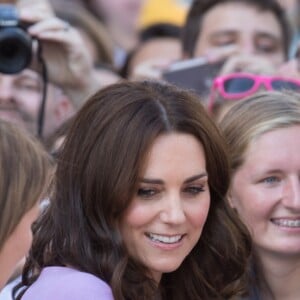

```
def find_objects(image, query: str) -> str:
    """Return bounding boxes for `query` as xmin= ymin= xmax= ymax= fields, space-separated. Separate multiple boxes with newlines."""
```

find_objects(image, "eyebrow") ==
xmin=139 ymin=172 xmax=208 ymax=185
xmin=21 ymin=69 xmax=40 ymax=77
xmin=259 ymin=168 xmax=283 ymax=174
xmin=15 ymin=74 xmax=41 ymax=83
xmin=210 ymin=30 xmax=237 ymax=39
xmin=210 ymin=30 xmax=281 ymax=40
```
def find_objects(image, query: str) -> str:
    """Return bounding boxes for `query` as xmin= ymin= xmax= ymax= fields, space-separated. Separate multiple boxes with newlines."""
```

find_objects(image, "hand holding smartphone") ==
xmin=162 ymin=57 xmax=224 ymax=98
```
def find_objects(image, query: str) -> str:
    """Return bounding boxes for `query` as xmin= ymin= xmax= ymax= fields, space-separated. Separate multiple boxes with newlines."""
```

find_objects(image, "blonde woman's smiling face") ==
xmin=229 ymin=125 xmax=300 ymax=257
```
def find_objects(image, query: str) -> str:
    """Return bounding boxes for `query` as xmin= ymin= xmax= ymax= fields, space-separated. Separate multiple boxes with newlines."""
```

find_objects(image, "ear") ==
xmin=54 ymin=93 xmax=75 ymax=123
xmin=227 ymin=188 xmax=237 ymax=209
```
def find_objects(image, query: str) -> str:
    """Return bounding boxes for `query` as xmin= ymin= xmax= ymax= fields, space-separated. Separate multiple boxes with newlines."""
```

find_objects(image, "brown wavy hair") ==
xmin=18 ymin=81 xmax=251 ymax=300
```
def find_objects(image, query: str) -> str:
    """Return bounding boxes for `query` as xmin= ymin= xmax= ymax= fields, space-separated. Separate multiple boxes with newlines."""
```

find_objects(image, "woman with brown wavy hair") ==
xmin=18 ymin=81 xmax=251 ymax=300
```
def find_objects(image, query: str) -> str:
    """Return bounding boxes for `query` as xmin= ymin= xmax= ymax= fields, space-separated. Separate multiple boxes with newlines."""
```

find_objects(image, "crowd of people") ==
xmin=0 ymin=0 xmax=300 ymax=299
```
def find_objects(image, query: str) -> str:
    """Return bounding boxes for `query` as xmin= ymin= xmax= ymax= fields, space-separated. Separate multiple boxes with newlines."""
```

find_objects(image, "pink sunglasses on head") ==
xmin=208 ymin=73 xmax=300 ymax=111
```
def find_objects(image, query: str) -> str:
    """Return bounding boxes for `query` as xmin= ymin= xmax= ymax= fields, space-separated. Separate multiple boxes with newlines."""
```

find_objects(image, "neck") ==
xmin=255 ymin=249 xmax=300 ymax=300
xmin=0 ymin=251 xmax=15 ymax=290
xmin=0 ymin=238 xmax=25 ymax=290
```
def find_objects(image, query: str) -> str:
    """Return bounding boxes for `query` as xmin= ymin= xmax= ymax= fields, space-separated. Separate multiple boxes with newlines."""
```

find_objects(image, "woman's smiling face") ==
xmin=120 ymin=132 xmax=210 ymax=283
xmin=229 ymin=125 xmax=300 ymax=257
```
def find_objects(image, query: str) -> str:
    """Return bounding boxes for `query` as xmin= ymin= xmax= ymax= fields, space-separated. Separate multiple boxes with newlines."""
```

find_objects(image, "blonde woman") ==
xmin=0 ymin=120 xmax=51 ymax=289
xmin=220 ymin=91 xmax=300 ymax=299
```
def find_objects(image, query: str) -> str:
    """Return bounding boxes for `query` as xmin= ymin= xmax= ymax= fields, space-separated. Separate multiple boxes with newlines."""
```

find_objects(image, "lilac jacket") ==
xmin=22 ymin=266 xmax=114 ymax=300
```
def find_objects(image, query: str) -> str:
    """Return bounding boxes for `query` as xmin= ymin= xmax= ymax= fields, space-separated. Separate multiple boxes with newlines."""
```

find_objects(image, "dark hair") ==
xmin=140 ymin=23 xmax=181 ymax=42
xmin=18 ymin=81 xmax=251 ymax=299
xmin=182 ymin=0 xmax=291 ymax=58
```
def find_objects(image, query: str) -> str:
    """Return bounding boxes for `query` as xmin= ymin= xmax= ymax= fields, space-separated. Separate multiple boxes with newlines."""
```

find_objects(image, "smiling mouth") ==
xmin=146 ymin=233 xmax=184 ymax=244
xmin=271 ymin=219 xmax=300 ymax=228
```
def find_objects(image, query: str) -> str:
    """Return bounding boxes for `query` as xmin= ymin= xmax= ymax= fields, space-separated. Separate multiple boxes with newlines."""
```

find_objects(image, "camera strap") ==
xmin=36 ymin=40 xmax=48 ymax=140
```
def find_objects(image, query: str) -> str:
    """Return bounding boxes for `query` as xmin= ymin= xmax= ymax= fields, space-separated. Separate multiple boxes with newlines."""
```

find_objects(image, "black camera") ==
xmin=0 ymin=4 xmax=32 ymax=74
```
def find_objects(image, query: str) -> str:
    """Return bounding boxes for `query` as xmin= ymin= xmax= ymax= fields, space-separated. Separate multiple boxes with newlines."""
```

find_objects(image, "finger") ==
xmin=219 ymin=55 xmax=247 ymax=75
xmin=219 ymin=54 xmax=276 ymax=75
xmin=28 ymin=17 xmax=70 ymax=36
xmin=18 ymin=2 xmax=55 ymax=22
xmin=131 ymin=61 xmax=164 ymax=80
xmin=150 ymin=58 xmax=174 ymax=70
xmin=277 ymin=59 xmax=299 ymax=78
xmin=204 ymin=45 xmax=241 ymax=63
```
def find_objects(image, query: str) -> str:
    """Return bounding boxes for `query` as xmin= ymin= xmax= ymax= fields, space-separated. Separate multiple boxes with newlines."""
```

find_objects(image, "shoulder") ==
xmin=22 ymin=266 xmax=113 ymax=300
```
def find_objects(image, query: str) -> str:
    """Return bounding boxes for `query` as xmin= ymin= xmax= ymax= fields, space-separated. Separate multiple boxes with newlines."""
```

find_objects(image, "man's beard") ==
xmin=0 ymin=105 xmax=37 ymax=134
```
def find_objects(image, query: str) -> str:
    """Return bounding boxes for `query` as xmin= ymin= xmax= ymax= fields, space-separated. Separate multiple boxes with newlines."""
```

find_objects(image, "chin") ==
xmin=152 ymin=259 xmax=184 ymax=274
xmin=280 ymin=246 xmax=300 ymax=256
xmin=259 ymin=243 xmax=300 ymax=258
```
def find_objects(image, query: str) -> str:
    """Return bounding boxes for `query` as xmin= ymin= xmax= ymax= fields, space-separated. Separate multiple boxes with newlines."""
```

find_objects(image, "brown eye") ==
xmin=256 ymin=36 xmax=279 ymax=54
xmin=257 ymin=44 xmax=277 ymax=53
xmin=183 ymin=186 xmax=205 ymax=195
xmin=210 ymin=32 xmax=236 ymax=47
xmin=213 ymin=38 xmax=235 ymax=47
xmin=137 ymin=188 xmax=157 ymax=198
xmin=17 ymin=80 xmax=41 ymax=92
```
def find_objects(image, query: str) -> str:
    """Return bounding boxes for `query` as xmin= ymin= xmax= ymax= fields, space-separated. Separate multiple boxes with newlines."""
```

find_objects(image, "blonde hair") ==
xmin=0 ymin=120 xmax=51 ymax=250
xmin=220 ymin=90 xmax=300 ymax=172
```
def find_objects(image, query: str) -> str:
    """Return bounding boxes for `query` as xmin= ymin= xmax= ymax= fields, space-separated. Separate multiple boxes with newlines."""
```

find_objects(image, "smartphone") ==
xmin=162 ymin=58 xmax=223 ymax=97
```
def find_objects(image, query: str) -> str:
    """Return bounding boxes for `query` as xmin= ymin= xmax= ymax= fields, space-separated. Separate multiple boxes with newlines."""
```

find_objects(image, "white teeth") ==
xmin=272 ymin=219 xmax=300 ymax=228
xmin=147 ymin=233 xmax=182 ymax=244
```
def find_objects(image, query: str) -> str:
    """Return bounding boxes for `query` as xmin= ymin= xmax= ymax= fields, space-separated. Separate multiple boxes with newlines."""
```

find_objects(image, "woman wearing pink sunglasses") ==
xmin=208 ymin=72 xmax=300 ymax=120
xmin=220 ymin=91 xmax=300 ymax=300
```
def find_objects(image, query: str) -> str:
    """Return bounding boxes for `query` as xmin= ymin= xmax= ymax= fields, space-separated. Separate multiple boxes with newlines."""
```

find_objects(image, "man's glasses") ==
xmin=208 ymin=73 xmax=300 ymax=111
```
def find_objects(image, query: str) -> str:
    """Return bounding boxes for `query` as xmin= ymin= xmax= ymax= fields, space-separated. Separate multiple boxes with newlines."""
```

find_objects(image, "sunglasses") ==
xmin=208 ymin=73 xmax=300 ymax=111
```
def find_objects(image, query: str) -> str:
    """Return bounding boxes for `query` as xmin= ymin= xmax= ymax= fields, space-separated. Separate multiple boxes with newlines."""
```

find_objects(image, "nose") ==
xmin=160 ymin=194 xmax=186 ymax=225
xmin=282 ymin=176 xmax=300 ymax=210
xmin=241 ymin=38 xmax=256 ymax=56
xmin=0 ymin=76 xmax=15 ymax=104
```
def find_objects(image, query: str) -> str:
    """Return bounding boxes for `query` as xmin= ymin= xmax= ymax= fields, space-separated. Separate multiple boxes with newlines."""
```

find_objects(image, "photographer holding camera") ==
xmin=0 ymin=2 xmax=108 ymax=298
xmin=0 ymin=0 xmax=104 ymax=140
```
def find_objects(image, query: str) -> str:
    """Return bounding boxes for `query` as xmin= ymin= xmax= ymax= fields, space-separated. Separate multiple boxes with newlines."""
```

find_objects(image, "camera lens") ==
xmin=0 ymin=27 xmax=32 ymax=74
